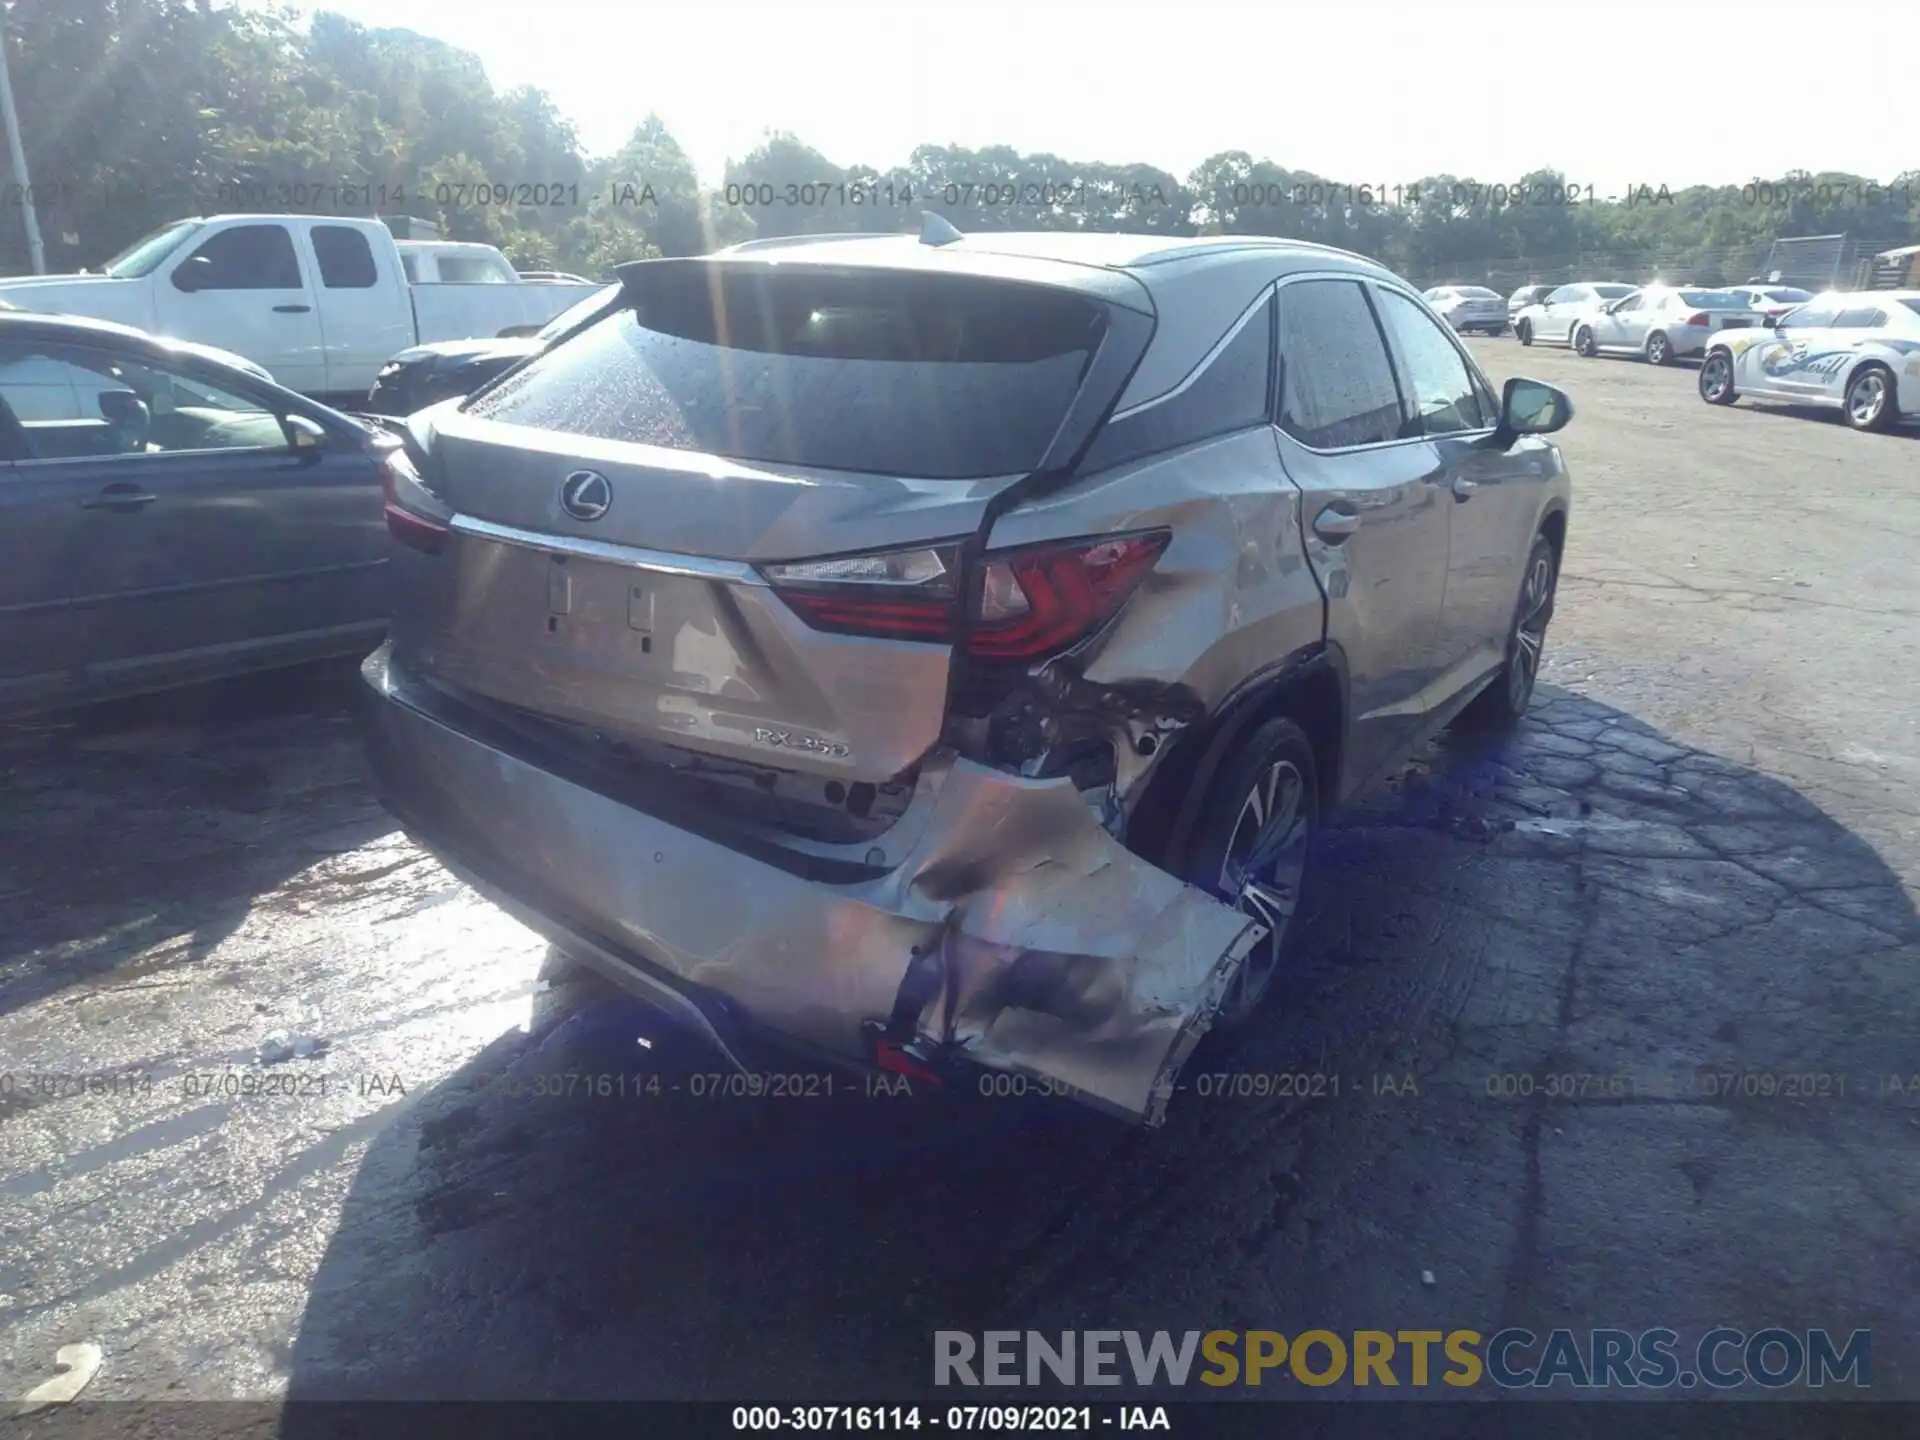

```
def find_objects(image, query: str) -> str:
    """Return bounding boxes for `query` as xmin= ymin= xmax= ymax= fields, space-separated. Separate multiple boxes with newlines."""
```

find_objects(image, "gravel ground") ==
xmin=1 ymin=338 xmax=1915 ymax=1414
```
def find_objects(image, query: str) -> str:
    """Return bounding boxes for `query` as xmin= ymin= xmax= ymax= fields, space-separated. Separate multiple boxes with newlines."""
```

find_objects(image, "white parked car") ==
xmin=1422 ymin=284 xmax=1507 ymax=334
xmin=1513 ymin=281 xmax=1637 ymax=348
xmin=1570 ymin=287 xmax=1768 ymax=366
xmin=0 ymin=216 xmax=602 ymax=406
xmin=1721 ymin=284 xmax=1817 ymax=325
xmin=1698 ymin=291 xmax=1920 ymax=432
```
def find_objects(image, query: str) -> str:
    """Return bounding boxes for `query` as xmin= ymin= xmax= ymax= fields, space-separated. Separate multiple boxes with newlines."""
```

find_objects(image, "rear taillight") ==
xmin=380 ymin=448 xmax=450 ymax=555
xmin=761 ymin=531 xmax=1170 ymax=662
xmin=1685 ymin=312 xmax=1713 ymax=327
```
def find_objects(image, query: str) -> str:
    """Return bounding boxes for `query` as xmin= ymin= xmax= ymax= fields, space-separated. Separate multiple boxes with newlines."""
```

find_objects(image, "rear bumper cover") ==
xmin=360 ymin=644 xmax=1262 ymax=1125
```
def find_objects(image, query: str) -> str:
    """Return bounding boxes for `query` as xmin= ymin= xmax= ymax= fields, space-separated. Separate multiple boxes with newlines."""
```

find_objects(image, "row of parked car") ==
xmin=1424 ymin=279 xmax=1920 ymax=432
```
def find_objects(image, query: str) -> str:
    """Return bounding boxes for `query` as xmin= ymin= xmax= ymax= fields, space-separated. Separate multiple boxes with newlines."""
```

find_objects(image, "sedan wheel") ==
xmin=1646 ymin=332 xmax=1673 ymax=367
xmin=1516 ymin=320 xmax=1533 ymax=346
xmin=1183 ymin=717 xmax=1319 ymax=1029
xmin=1700 ymin=351 xmax=1737 ymax=404
xmin=1844 ymin=366 xmax=1897 ymax=433
xmin=1573 ymin=326 xmax=1597 ymax=357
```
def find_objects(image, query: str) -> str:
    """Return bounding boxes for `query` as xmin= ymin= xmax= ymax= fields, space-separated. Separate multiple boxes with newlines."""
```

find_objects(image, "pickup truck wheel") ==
xmin=1183 ymin=717 xmax=1319 ymax=1030
xmin=1458 ymin=536 xmax=1558 ymax=733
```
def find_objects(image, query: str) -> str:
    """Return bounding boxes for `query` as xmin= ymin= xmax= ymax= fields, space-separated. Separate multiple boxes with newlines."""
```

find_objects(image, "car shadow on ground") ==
xmin=280 ymin=685 xmax=1919 ymax=1405
xmin=1730 ymin=401 xmax=1920 ymax=436
xmin=0 ymin=660 xmax=393 ymax=1019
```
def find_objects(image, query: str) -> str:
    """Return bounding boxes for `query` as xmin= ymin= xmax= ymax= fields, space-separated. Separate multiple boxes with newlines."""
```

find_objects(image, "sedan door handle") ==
xmin=1312 ymin=506 xmax=1361 ymax=541
xmin=272 ymin=304 xmax=312 ymax=313
xmin=1451 ymin=476 xmax=1478 ymax=501
xmin=79 ymin=483 xmax=158 ymax=512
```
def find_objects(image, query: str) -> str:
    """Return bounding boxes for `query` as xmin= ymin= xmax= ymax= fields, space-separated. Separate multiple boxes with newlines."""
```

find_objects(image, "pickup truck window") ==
xmin=102 ymin=220 xmax=204 ymax=279
xmin=437 ymin=255 xmax=510 ymax=284
xmin=180 ymin=225 xmax=302 ymax=290
xmin=312 ymin=226 xmax=378 ymax=289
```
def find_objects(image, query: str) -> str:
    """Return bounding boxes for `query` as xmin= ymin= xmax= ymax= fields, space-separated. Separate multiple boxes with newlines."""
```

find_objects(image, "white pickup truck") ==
xmin=0 ymin=215 xmax=602 ymax=404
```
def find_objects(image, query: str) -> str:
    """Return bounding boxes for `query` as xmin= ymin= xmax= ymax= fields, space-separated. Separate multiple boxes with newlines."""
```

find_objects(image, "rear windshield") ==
xmin=1456 ymin=287 xmax=1500 ymax=299
xmin=1901 ymin=300 xmax=1920 ymax=318
xmin=1592 ymin=284 xmax=1636 ymax=299
xmin=1677 ymin=290 xmax=1749 ymax=309
xmin=1764 ymin=288 xmax=1813 ymax=303
xmin=465 ymin=266 xmax=1108 ymax=479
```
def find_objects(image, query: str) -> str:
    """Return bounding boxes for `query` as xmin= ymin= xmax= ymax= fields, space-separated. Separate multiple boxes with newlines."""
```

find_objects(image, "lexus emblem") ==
xmin=559 ymin=470 xmax=612 ymax=522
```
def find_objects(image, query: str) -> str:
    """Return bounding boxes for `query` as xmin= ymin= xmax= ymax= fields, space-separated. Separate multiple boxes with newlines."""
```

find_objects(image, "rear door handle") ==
xmin=272 ymin=304 xmax=312 ymax=313
xmin=1312 ymin=506 xmax=1361 ymax=541
xmin=1452 ymin=476 xmax=1478 ymax=501
xmin=79 ymin=483 xmax=158 ymax=512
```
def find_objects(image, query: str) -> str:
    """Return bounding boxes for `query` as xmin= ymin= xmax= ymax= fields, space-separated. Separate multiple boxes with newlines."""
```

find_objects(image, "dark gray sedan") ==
xmin=0 ymin=311 xmax=395 ymax=716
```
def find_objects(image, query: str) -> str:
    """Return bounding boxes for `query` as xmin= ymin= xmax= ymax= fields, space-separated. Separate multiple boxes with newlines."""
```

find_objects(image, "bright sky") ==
xmin=278 ymin=0 xmax=1913 ymax=191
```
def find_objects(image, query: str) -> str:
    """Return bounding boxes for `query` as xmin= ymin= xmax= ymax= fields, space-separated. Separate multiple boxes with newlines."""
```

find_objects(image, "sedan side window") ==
xmin=1274 ymin=280 xmax=1404 ymax=450
xmin=0 ymin=344 xmax=292 ymax=460
xmin=1371 ymin=288 xmax=1485 ymax=435
xmin=1831 ymin=307 xmax=1886 ymax=329
xmin=1778 ymin=303 xmax=1839 ymax=330
xmin=1545 ymin=286 xmax=1583 ymax=305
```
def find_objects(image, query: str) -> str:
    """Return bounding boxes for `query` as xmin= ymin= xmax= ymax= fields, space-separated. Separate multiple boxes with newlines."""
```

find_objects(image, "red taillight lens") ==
xmin=1685 ymin=312 xmax=1712 ymax=327
xmin=380 ymin=448 xmax=449 ymax=555
xmin=969 ymin=532 xmax=1169 ymax=660
xmin=761 ymin=531 xmax=1169 ymax=662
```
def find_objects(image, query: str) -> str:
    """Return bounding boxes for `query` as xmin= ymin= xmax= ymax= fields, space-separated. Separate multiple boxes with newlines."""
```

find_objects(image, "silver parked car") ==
xmin=1570 ymin=286 xmax=1767 ymax=365
xmin=1507 ymin=284 xmax=1555 ymax=323
xmin=363 ymin=227 xmax=1574 ymax=1126
xmin=1722 ymin=283 xmax=1816 ymax=325
xmin=1514 ymin=281 xmax=1638 ymax=347
xmin=1423 ymin=284 xmax=1507 ymax=334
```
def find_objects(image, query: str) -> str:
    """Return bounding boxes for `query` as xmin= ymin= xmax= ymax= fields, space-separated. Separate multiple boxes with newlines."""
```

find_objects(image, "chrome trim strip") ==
xmin=449 ymin=514 xmax=768 ymax=584
xmin=1108 ymin=286 xmax=1276 ymax=421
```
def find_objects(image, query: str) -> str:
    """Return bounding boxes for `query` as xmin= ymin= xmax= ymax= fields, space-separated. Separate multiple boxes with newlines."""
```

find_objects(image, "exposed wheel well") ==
xmin=1538 ymin=508 xmax=1567 ymax=569
xmin=1127 ymin=659 xmax=1344 ymax=871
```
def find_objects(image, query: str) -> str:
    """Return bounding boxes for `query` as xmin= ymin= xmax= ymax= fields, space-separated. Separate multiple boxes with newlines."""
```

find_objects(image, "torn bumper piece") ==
xmin=361 ymin=646 xmax=1262 ymax=1126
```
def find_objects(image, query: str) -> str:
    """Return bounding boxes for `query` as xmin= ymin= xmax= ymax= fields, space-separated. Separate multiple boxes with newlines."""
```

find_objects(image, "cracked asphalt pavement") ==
xmin=1 ymin=339 xmax=1916 ymax=1407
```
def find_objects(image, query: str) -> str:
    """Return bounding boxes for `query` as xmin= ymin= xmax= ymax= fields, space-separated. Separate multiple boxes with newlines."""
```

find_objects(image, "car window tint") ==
xmin=1831 ymin=307 xmax=1886 ymax=329
xmin=1779 ymin=303 xmax=1839 ymax=329
xmin=1545 ymin=286 xmax=1581 ymax=304
xmin=1080 ymin=295 xmax=1271 ymax=472
xmin=177 ymin=224 xmax=301 ymax=290
xmin=0 ymin=343 xmax=288 ymax=460
xmin=312 ymin=226 xmax=378 ymax=289
xmin=1372 ymin=287 xmax=1485 ymax=434
xmin=467 ymin=268 xmax=1108 ymax=480
xmin=1274 ymin=279 xmax=1404 ymax=449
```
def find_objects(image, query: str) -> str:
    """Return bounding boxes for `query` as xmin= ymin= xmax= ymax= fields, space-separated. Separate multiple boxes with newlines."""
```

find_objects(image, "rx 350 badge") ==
xmin=755 ymin=727 xmax=851 ymax=760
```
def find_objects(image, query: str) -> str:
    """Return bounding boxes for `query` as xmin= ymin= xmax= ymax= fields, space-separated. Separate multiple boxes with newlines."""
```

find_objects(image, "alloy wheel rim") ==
xmin=1650 ymin=336 xmax=1668 ymax=364
xmin=1850 ymin=375 xmax=1885 ymax=425
xmin=1703 ymin=357 xmax=1728 ymax=398
xmin=1508 ymin=552 xmax=1554 ymax=709
xmin=1217 ymin=759 xmax=1310 ymax=1022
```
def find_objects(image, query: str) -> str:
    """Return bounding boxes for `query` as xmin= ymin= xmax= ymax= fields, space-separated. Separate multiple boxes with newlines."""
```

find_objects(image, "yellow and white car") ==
xmin=1698 ymin=291 xmax=1920 ymax=432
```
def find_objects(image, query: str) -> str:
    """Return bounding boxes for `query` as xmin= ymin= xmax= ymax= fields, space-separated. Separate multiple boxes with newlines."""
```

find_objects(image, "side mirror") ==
xmin=284 ymin=413 xmax=329 ymax=453
xmin=1499 ymin=377 xmax=1572 ymax=437
xmin=172 ymin=255 xmax=213 ymax=293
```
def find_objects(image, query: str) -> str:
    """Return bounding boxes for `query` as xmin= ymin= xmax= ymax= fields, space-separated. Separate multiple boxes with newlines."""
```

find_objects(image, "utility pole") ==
xmin=0 ymin=2 xmax=47 ymax=275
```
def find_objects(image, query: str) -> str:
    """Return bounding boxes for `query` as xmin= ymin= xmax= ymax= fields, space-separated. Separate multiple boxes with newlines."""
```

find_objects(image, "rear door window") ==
xmin=312 ymin=226 xmax=378 ymax=288
xmin=465 ymin=267 xmax=1110 ymax=479
xmin=1273 ymin=279 xmax=1406 ymax=449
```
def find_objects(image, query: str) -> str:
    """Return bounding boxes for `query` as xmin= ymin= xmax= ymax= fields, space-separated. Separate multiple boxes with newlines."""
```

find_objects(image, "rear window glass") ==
xmin=1676 ymin=290 xmax=1749 ymax=309
xmin=466 ymin=267 xmax=1107 ymax=479
xmin=1901 ymin=300 xmax=1920 ymax=318
xmin=1592 ymin=284 xmax=1636 ymax=299
xmin=1766 ymin=288 xmax=1814 ymax=303
xmin=1456 ymin=287 xmax=1500 ymax=299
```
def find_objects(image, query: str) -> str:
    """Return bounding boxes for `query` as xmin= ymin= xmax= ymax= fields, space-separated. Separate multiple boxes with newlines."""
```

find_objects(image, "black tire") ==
xmin=1573 ymin=324 xmax=1597 ymax=357
xmin=1699 ymin=350 xmax=1738 ymax=405
xmin=1516 ymin=319 xmax=1533 ymax=346
xmin=1180 ymin=717 xmax=1319 ymax=1030
xmin=1842 ymin=364 xmax=1899 ymax=433
xmin=1646 ymin=331 xmax=1674 ymax=367
xmin=1457 ymin=535 xmax=1558 ymax=733
xmin=1487 ymin=324 xmax=1506 ymax=337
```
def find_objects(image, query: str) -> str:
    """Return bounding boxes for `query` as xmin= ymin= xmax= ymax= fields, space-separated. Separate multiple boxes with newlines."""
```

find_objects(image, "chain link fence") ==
xmin=1411 ymin=233 xmax=1915 ymax=294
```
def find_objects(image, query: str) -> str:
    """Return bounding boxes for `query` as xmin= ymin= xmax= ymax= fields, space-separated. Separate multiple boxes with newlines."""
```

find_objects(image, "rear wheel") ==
xmin=1457 ymin=535 xmax=1558 ymax=733
xmin=1182 ymin=718 xmax=1319 ymax=1030
xmin=1843 ymin=364 xmax=1898 ymax=432
xmin=1516 ymin=319 xmax=1533 ymax=346
xmin=1699 ymin=350 xmax=1738 ymax=404
xmin=1646 ymin=331 xmax=1674 ymax=366
xmin=1573 ymin=325 xmax=1598 ymax=357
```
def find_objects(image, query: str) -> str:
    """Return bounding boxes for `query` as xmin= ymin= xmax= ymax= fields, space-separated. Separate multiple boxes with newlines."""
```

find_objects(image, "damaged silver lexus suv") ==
xmin=362 ymin=225 xmax=1573 ymax=1126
